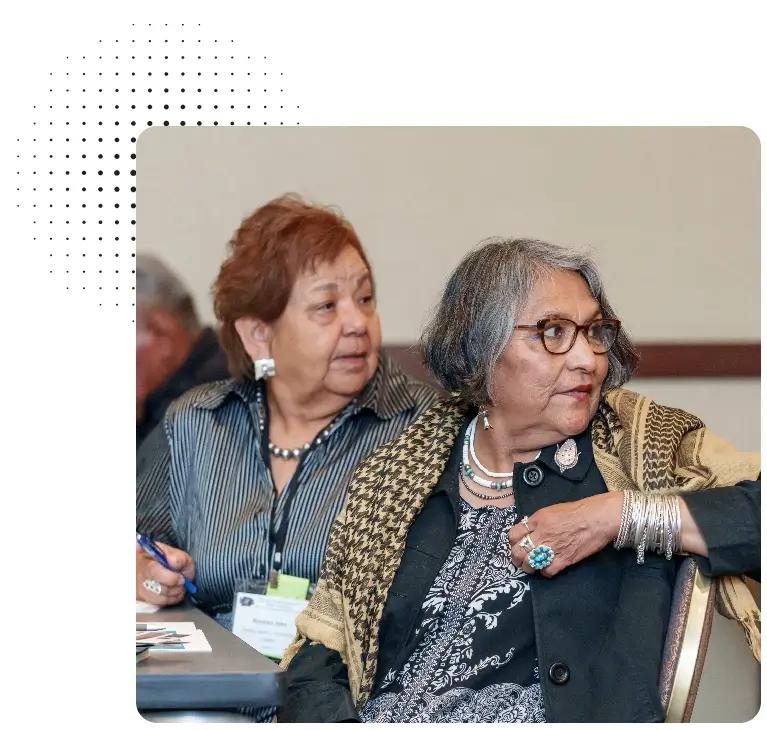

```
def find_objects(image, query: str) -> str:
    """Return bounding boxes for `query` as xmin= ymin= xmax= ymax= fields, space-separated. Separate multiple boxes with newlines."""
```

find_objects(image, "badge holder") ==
xmin=231 ymin=573 xmax=314 ymax=661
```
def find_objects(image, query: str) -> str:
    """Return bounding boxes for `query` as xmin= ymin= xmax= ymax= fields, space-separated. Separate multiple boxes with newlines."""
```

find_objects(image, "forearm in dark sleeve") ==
xmin=681 ymin=479 xmax=761 ymax=579
xmin=278 ymin=641 xmax=360 ymax=723
xmin=136 ymin=419 xmax=176 ymax=546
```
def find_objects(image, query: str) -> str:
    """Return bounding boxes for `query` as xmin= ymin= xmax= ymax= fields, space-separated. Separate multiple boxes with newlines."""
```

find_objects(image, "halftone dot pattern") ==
xmin=18 ymin=24 xmax=301 ymax=320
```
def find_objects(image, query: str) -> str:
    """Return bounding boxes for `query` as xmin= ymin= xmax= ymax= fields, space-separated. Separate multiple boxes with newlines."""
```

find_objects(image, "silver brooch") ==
xmin=554 ymin=438 xmax=579 ymax=472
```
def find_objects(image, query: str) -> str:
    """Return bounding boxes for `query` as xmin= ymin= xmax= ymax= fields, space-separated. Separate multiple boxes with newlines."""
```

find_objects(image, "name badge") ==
xmin=231 ymin=575 xmax=311 ymax=660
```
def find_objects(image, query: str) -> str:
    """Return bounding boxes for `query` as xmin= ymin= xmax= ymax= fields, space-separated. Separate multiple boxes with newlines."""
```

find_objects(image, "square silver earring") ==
xmin=254 ymin=358 xmax=275 ymax=380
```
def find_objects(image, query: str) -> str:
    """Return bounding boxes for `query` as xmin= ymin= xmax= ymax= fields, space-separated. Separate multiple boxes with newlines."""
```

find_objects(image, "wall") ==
xmin=137 ymin=126 xmax=760 ymax=721
xmin=137 ymin=126 xmax=759 ymax=344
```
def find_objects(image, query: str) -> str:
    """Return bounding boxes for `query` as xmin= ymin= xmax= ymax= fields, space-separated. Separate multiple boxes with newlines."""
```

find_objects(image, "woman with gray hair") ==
xmin=278 ymin=237 xmax=761 ymax=723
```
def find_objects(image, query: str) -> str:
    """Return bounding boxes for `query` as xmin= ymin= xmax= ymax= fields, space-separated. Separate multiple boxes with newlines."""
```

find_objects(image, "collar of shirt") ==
xmin=192 ymin=350 xmax=419 ymax=421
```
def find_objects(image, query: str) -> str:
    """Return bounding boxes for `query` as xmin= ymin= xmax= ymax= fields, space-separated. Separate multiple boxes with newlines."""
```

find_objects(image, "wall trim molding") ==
xmin=385 ymin=342 xmax=760 ymax=381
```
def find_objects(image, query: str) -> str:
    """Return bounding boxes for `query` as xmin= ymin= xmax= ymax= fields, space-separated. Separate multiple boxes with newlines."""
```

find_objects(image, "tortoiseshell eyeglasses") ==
xmin=515 ymin=317 xmax=621 ymax=355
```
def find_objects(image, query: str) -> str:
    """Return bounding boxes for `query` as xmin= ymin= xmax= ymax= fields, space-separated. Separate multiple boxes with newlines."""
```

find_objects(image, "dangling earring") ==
xmin=254 ymin=357 xmax=275 ymax=380
xmin=479 ymin=406 xmax=493 ymax=430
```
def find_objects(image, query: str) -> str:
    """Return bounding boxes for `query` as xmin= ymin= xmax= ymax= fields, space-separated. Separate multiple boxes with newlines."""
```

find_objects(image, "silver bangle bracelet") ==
xmin=614 ymin=490 xmax=633 ymax=549
xmin=614 ymin=492 xmax=683 ymax=564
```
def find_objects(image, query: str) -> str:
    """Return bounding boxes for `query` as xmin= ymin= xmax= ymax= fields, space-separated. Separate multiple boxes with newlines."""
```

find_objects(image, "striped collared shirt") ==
xmin=136 ymin=351 xmax=440 ymax=620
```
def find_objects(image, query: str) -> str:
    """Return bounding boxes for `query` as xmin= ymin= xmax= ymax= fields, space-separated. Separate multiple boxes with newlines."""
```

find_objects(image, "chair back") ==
xmin=660 ymin=557 xmax=716 ymax=722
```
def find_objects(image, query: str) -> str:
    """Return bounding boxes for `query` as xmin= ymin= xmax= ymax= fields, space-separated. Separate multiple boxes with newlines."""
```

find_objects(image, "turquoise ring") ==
xmin=528 ymin=545 xmax=554 ymax=570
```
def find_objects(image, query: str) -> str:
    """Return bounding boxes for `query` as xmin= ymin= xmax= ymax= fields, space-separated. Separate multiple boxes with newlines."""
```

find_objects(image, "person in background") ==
xmin=136 ymin=254 xmax=230 ymax=449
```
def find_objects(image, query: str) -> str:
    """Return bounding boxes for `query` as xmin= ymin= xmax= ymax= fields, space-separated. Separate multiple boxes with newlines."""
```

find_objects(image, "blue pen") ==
xmin=136 ymin=532 xmax=197 ymax=594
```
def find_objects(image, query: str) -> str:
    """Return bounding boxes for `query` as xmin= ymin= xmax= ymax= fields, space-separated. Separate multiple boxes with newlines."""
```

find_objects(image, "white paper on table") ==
xmin=136 ymin=622 xmax=212 ymax=653
xmin=148 ymin=629 xmax=212 ymax=654
xmin=136 ymin=600 xmax=162 ymax=613
xmin=138 ymin=621 xmax=198 ymax=633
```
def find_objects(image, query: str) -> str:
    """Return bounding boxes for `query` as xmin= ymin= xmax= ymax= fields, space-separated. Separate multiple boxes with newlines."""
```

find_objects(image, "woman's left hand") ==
xmin=508 ymin=492 xmax=623 ymax=578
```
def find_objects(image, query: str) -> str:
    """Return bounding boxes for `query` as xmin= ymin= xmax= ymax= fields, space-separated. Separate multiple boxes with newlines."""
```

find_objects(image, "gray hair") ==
xmin=421 ymin=237 xmax=638 ymax=406
xmin=135 ymin=253 xmax=200 ymax=333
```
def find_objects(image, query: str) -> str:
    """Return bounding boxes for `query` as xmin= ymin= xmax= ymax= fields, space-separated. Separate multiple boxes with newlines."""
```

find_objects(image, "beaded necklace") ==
xmin=459 ymin=467 xmax=514 ymax=501
xmin=254 ymin=386 xmax=355 ymax=460
xmin=462 ymin=417 xmax=515 ymax=490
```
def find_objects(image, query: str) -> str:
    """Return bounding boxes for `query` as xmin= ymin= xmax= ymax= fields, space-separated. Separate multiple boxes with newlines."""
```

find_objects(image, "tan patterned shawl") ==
xmin=281 ymin=388 xmax=761 ymax=710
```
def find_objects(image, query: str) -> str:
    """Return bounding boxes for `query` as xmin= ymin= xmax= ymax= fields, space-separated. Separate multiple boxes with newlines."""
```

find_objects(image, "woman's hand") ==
xmin=508 ymin=492 xmax=623 ymax=578
xmin=136 ymin=541 xmax=196 ymax=606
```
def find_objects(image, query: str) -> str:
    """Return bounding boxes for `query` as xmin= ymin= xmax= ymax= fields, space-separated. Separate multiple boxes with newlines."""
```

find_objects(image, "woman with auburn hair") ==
xmin=136 ymin=196 xmax=439 ymax=688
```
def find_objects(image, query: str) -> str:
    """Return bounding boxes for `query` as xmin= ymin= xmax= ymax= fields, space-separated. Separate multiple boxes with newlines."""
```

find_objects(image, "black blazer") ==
xmin=280 ymin=419 xmax=760 ymax=723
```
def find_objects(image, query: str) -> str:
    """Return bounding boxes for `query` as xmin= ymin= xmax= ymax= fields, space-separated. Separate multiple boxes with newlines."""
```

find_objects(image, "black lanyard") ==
xmin=267 ymin=463 xmax=303 ymax=584
xmin=256 ymin=385 xmax=351 ymax=586
xmin=259 ymin=395 xmax=309 ymax=587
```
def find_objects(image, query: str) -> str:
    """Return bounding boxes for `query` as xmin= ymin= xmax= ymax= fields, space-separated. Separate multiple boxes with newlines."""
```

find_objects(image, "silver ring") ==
xmin=522 ymin=516 xmax=531 ymax=534
xmin=519 ymin=534 xmax=536 ymax=552
xmin=143 ymin=579 xmax=162 ymax=595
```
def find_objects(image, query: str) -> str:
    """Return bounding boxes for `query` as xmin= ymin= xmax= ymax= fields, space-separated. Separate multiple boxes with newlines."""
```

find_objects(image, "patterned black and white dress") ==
xmin=360 ymin=500 xmax=546 ymax=723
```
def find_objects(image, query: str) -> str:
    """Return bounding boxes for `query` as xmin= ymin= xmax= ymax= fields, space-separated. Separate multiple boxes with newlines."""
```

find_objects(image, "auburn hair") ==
xmin=212 ymin=194 xmax=372 ymax=379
